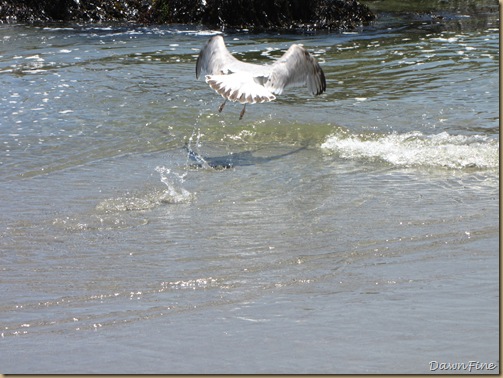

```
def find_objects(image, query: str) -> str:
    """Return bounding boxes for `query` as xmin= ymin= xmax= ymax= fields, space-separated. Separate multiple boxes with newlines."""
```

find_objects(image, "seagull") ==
xmin=196 ymin=35 xmax=326 ymax=119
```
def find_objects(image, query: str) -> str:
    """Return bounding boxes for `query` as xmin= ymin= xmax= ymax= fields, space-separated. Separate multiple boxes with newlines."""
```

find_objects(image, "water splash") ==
xmin=155 ymin=165 xmax=194 ymax=204
xmin=95 ymin=166 xmax=193 ymax=213
xmin=321 ymin=131 xmax=499 ymax=170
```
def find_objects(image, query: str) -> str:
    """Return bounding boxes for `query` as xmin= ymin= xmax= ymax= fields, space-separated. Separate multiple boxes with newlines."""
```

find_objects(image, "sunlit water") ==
xmin=0 ymin=7 xmax=499 ymax=374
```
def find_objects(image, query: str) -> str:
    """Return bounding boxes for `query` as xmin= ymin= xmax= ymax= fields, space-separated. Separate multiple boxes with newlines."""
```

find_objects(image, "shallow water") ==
xmin=0 ymin=3 xmax=499 ymax=374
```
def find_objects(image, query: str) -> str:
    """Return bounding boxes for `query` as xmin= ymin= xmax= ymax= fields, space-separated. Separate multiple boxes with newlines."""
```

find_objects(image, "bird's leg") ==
xmin=239 ymin=104 xmax=246 ymax=120
xmin=218 ymin=99 xmax=227 ymax=113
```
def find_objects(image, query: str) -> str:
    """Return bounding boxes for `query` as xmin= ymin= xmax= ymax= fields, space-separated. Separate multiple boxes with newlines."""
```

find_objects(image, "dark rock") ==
xmin=0 ymin=0 xmax=375 ymax=31
xmin=0 ymin=0 xmax=151 ymax=23
xmin=199 ymin=0 xmax=375 ymax=31
xmin=311 ymin=0 xmax=376 ymax=30
xmin=141 ymin=0 xmax=205 ymax=24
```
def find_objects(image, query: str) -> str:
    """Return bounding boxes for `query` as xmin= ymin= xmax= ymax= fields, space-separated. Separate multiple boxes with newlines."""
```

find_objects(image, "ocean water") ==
xmin=0 ymin=3 xmax=499 ymax=374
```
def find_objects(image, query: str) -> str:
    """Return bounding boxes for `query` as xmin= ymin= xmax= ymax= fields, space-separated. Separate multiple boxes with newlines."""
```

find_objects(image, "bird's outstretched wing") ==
xmin=196 ymin=35 xmax=234 ymax=78
xmin=196 ymin=35 xmax=266 ymax=78
xmin=265 ymin=44 xmax=326 ymax=96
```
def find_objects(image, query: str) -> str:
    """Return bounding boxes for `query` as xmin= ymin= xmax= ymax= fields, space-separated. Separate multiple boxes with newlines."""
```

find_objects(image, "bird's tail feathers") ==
xmin=206 ymin=74 xmax=276 ymax=104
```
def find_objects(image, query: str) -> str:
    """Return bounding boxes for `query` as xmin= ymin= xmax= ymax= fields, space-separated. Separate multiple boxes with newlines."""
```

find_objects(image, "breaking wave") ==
xmin=321 ymin=131 xmax=498 ymax=170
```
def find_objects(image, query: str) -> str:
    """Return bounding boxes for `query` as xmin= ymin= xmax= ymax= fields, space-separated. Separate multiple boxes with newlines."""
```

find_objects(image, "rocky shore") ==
xmin=0 ymin=0 xmax=375 ymax=31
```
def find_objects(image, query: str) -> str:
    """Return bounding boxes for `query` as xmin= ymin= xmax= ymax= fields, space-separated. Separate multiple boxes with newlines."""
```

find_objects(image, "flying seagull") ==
xmin=196 ymin=35 xmax=326 ymax=119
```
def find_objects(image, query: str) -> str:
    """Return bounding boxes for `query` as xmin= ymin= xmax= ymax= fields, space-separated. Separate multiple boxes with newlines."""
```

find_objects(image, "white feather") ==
xmin=205 ymin=73 xmax=276 ymax=104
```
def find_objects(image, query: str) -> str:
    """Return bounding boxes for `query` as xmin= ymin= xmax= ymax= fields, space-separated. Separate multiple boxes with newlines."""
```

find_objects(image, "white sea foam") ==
xmin=430 ymin=37 xmax=459 ymax=43
xmin=25 ymin=55 xmax=44 ymax=61
xmin=321 ymin=131 xmax=499 ymax=170
xmin=176 ymin=29 xmax=222 ymax=36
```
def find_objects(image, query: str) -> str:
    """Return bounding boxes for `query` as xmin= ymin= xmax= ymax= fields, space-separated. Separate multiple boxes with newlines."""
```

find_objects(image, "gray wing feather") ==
xmin=196 ymin=35 xmax=235 ymax=78
xmin=196 ymin=35 xmax=268 ymax=78
xmin=196 ymin=35 xmax=271 ymax=81
xmin=265 ymin=45 xmax=326 ymax=96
